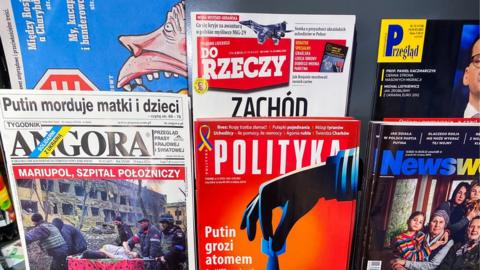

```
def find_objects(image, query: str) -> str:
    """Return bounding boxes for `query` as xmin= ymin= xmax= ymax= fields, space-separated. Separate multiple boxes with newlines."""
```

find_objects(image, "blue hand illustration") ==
xmin=240 ymin=149 xmax=358 ymax=270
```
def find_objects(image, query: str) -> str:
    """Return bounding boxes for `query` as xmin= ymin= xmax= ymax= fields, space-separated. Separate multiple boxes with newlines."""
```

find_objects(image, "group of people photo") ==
xmin=390 ymin=181 xmax=480 ymax=270
xmin=25 ymin=213 xmax=186 ymax=270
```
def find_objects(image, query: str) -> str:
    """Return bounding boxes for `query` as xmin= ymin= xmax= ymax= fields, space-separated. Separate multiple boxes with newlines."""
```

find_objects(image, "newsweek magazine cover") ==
xmin=0 ymin=0 xmax=187 ymax=93
xmin=188 ymin=13 xmax=355 ymax=119
xmin=362 ymin=122 xmax=480 ymax=270
xmin=0 ymin=91 xmax=195 ymax=270
xmin=194 ymin=118 xmax=360 ymax=269
xmin=373 ymin=20 xmax=480 ymax=119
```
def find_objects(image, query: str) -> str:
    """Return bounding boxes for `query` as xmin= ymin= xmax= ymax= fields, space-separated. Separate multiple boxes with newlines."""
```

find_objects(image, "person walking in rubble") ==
xmin=113 ymin=215 xmax=133 ymax=246
xmin=52 ymin=218 xmax=87 ymax=256
xmin=25 ymin=213 xmax=68 ymax=270
xmin=123 ymin=218 xmax=162 ymax=269
xmin=157 ymin=213 xmax=186 ymax=270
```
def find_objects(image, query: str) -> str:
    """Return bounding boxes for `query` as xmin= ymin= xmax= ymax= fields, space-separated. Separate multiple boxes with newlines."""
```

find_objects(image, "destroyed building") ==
xmin=165 ymin=201 xmax=186 ymax=230
xmin=17 ymin=179 xmax=167 ymax=229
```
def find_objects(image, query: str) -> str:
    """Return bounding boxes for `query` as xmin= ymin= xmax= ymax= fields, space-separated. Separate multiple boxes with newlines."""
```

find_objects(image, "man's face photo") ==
xmin=197 ymin=81 xmax=205 ymax=91
xmin=160 ymin=221 xmax=169 ymax=230
xmin=463 ymin=39 xmax=480 ymax=98
xmin=139 ymin=221 xmax=149 ymax=230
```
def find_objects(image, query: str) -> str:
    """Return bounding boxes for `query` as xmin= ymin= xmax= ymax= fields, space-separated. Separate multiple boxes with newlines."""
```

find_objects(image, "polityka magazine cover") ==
xmin=194 ymin=118 xmax=360 ymax=269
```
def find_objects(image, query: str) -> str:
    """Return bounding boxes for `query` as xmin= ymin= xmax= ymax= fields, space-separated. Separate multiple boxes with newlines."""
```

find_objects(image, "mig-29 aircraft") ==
xmin=239 ymin=20 xmax=292 ymax=45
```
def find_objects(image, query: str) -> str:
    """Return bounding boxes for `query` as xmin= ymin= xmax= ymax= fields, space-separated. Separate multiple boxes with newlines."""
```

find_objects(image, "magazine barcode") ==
xmin=367 ymin=260 xmax=382 ymax=270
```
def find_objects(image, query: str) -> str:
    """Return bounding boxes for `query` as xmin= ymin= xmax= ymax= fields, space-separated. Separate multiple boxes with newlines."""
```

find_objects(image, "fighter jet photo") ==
xmin=239 ymin=20 xmax=292 ymax=45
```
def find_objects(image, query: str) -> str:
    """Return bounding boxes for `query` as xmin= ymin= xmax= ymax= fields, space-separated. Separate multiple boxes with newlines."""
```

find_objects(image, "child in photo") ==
xmin=392 ymin=211 xmax=431 ymax=261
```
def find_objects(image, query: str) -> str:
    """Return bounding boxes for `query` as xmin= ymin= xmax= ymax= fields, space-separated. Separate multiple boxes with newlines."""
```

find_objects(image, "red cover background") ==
xmin=195 ymin=119 xmax=359 ymax=269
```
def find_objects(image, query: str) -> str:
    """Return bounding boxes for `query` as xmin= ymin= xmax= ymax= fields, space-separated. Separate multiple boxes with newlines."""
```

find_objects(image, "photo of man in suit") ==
xmin=462 ymin=37 xmax=480 ymax=118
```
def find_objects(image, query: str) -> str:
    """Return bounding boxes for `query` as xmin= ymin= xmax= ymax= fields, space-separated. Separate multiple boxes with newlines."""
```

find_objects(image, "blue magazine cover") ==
xmin=0 ymin=0 xmax=187 ymax=93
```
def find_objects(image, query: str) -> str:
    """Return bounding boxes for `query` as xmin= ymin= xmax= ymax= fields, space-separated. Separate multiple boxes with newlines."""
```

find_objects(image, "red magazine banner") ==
xmin=195 ymin=14 xmax=240 ymax=21
xmin=194 ymin=118 xmax=359 ymax=269
xmin=196 ymin=37 xmax=291 ymax=91
xmin=12 ymin=165 xmax=185 ymax=180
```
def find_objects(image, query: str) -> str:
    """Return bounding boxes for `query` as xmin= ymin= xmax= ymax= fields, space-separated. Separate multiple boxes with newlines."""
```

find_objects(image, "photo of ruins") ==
xmin=15 ymin=178 xmax=187 ymax=269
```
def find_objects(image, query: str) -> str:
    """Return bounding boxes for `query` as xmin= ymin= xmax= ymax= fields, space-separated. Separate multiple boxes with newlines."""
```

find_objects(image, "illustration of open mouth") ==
xmin=116 ymin=1 xmax=186 ymax=93
xmin=117 ymin=51 xmax=187 ymax=92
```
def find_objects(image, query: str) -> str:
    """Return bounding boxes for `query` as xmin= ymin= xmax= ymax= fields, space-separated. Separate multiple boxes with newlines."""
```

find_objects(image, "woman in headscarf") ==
xmin=438 ymin=216 xmax=480 ymax=269
xmin=390 ymin=210 xmax=454 ymax=270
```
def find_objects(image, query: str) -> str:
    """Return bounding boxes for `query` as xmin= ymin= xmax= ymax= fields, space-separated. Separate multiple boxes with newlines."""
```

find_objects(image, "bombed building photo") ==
xmin=15 ymin=178 xmax=189 ymax=269
xmin=17 ymin=179 xmax=169 ymax=229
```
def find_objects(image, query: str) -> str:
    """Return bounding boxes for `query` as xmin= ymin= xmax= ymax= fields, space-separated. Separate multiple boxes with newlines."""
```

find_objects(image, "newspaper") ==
xmin=0 ymin=0 xmax=187 ymax=93
xmin=188 ymin=12 xmax=355 ymax=119
xmin=0 ymin=90 xmax=195 ymax=270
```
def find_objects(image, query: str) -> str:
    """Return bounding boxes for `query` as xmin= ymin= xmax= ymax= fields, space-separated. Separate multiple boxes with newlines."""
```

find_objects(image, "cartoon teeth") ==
xmin=123 ymin=71 xmax=183 ymax=91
